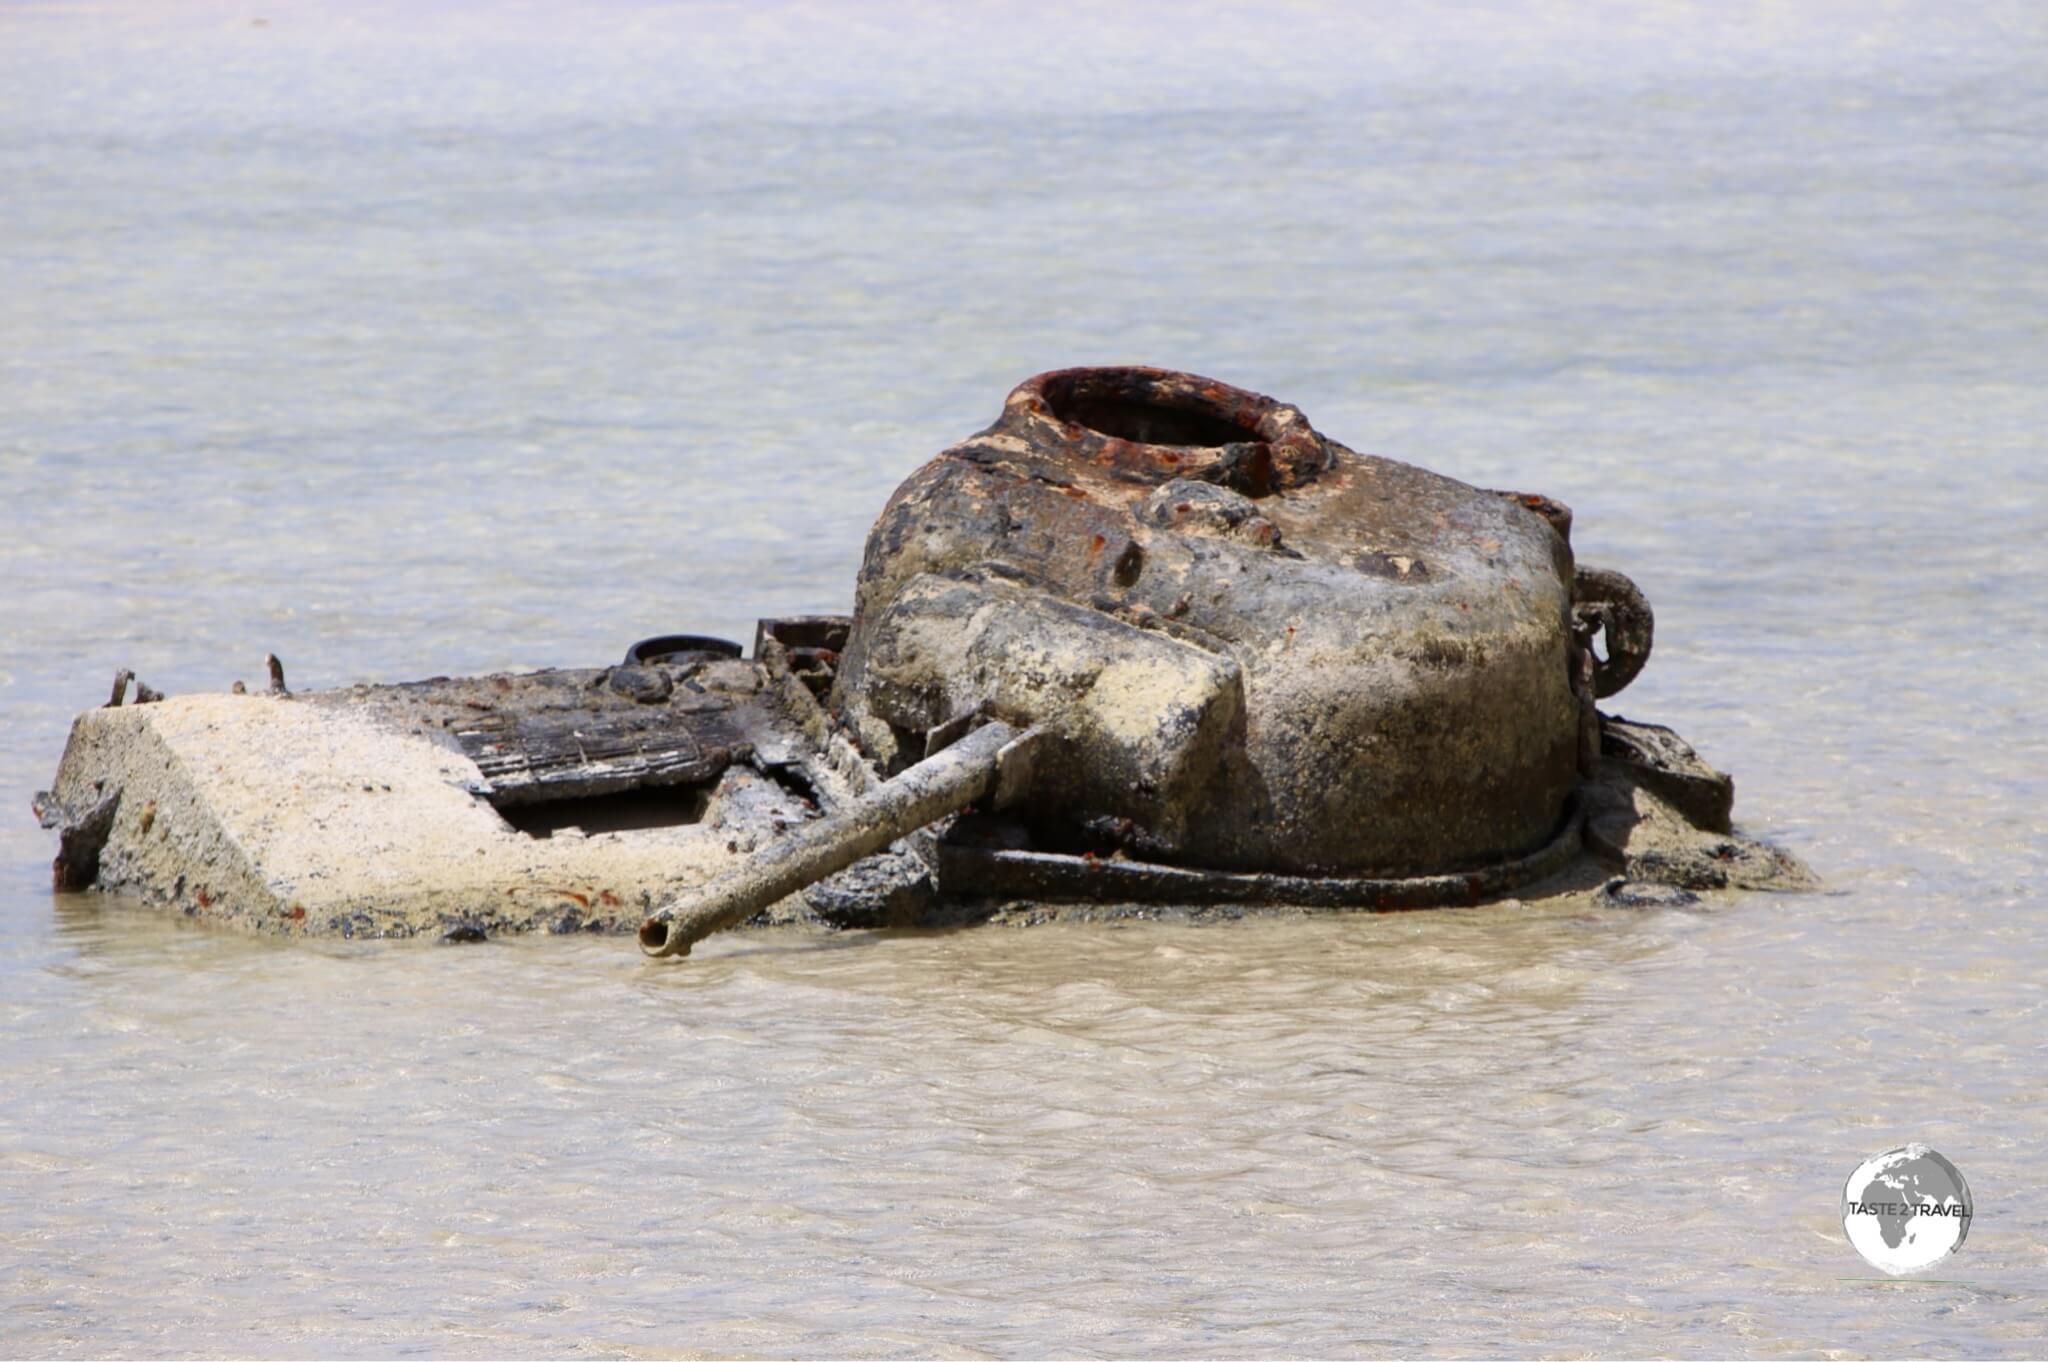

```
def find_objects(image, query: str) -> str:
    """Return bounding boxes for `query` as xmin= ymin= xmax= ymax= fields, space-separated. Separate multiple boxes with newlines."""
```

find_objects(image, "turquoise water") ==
xmin=4 ymin=3 xmax=2045 ymax=1355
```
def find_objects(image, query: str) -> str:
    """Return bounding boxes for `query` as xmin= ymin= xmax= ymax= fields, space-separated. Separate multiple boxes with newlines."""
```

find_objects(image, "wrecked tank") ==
xmin=34 ymin=367 xmax=1812 ymax=952
xmin=845 ymin=365 xmax=1602 ymax=875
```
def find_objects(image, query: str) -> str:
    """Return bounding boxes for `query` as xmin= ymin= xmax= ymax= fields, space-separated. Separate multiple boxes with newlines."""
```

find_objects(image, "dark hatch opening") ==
xmin=495 ymin=785 xmax=710 ymax=839
xmin=1042 ymin=373 xmax=1264 ymax=448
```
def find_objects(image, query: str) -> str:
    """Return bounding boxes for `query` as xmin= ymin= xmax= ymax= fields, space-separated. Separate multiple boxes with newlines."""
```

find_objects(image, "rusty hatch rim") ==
xmin=1001 ymin=365 xmax=1330 ymax=494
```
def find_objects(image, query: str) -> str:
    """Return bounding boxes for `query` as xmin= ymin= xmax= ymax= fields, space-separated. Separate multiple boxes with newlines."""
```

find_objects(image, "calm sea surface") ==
xmin=4 ymin=2 xmax=2045 ymax=1355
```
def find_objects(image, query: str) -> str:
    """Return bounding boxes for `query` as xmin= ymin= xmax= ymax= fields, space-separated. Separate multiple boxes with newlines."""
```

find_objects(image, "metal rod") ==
xmin=639 ymin=720 xmax=1030 ymax=959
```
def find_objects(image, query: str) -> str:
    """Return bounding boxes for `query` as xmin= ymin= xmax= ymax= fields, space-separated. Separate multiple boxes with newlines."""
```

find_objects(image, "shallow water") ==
xmin=4 ymin=2 xmax=2045 ymax=1355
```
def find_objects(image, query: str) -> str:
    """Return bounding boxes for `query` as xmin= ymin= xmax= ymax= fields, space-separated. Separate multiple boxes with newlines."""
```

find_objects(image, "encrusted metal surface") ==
xmin=832 ymin=365 xmax=1598 ymax=877
xmin=931 ymin=797 xmax=1587 ymax=910
xmin=302 ymin=665 xmax=771 ymax=805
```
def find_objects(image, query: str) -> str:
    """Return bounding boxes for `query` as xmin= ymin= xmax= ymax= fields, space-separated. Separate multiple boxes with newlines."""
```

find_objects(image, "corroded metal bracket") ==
xmin=1573 ymin=565 xmax=1654 ymax=699
xmin=33 ymin=787 xmax=122 ymax=891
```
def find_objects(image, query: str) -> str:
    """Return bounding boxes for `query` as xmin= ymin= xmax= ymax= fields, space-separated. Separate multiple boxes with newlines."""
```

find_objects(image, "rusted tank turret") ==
xmin=638 ymin=366 xmax=1681 ymax=956
xmin=833 ymin=365 xmax=1619 ymax=876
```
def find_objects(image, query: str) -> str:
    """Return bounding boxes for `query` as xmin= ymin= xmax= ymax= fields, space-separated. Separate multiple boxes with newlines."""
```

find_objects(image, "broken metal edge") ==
xmin=930 ymin=796 xmax=1587 ymax=911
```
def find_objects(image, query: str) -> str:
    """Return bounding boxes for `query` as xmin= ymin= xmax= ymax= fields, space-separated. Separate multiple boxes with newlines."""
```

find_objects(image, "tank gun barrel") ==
xmin=638 ymin=719 xmax=1037 ymax=959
